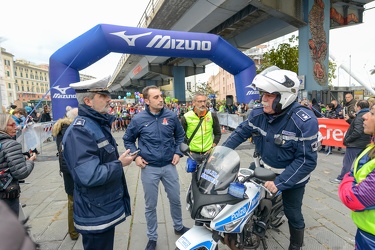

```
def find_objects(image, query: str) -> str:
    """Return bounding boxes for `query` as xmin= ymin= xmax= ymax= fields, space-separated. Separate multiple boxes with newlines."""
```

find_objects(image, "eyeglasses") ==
xmin=7 ymin=123 xmax=17 ymax=127
xmin=195 ymin=100 xmax=207 ymax=103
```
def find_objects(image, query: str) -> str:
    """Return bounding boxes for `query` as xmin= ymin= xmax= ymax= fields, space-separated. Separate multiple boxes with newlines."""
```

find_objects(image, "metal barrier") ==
xmin=217 ymin=113 xmax=245 ymax=129
xmin=16 ymin=122 xmax=55 ymax=155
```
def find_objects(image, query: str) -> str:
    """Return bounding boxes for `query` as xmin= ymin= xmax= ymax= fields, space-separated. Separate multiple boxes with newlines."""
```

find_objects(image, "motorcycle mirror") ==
xmin=179 ymin=143 xmax=190 ymax=156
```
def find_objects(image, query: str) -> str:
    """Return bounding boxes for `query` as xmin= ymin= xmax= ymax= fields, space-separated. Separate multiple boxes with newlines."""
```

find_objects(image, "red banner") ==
xmin=318 ymin=118 xmax=349 ymax=147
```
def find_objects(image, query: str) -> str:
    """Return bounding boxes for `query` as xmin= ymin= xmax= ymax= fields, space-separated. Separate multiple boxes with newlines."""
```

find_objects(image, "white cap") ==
xmin=70 ymin=75 xmax=111 ymax=96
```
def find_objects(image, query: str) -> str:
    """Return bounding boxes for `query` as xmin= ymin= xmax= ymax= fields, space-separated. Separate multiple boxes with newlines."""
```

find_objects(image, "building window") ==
xmin=186 ymin=82 xmax=191 ymax=90
xmin=8 ymin=83 xmax=11 ymax=88
xmin=14 ymin=71 xmax=17 ymax=76
xmin=22 ymin=86 xmax=24 ymax=91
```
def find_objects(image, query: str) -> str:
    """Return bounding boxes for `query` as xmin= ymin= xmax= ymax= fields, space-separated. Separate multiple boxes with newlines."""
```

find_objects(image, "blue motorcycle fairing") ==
xmin=212 ymin=191 xmax=260 ymax=233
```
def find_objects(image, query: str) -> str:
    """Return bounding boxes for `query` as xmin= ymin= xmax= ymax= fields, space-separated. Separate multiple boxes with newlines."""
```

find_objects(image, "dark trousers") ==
xmin=338 ymin=147 xmax=363 ymax=180
xmin=1 ymin=197 xmax=19 ymax=217
xmin=282 ymin=186 xmax=305 ymax=229
xmin=82 ymin=228 xmax=115 ymax=250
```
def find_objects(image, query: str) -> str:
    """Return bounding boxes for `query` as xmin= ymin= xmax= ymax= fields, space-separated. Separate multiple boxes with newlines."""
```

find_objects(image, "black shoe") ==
xmin=145 ymin=240 xmax=156 ymax=250
xmin=174 ymin=226 xmax=190 ymax=235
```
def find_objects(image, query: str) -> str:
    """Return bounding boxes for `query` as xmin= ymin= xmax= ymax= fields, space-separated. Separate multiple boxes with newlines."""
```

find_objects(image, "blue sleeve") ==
xmin=274 ymin=116 xmax=319 ymax=191
xmin=173 ymin=115 xmax=185 ymax=156
xmin=63 ymin=127 xmax=123 ymax=187
xmin=222 ymin=118 xmax=253 ymax=149
xmin=123 ymin=118 xmax=140 ymax=154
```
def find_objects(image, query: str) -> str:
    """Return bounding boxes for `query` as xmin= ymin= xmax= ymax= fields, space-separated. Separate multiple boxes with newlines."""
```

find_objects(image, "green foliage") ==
xmin=328 ymin=60 xmax=337 ymax=84
xmin=258 ymin=35 xmax=336 ymax=84
xmin=259 ymin=35 xmax=299 ymax=74
xmin=187 ymin=82 xmax=219 ymax=99
xmin=370 ymin=66 xmax=375 ymax=75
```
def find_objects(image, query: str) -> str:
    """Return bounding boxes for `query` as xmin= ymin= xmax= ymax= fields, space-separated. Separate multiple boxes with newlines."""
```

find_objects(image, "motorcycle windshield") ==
xmin=197 ymin=146 xmax=240 ymax=194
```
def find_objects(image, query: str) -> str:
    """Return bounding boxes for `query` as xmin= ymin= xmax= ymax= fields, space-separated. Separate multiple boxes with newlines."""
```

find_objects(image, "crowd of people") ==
xmin=296 ymin=93 xmax=375 ymax=249
xmin=2 ymin=68 xmax=375 ymax=249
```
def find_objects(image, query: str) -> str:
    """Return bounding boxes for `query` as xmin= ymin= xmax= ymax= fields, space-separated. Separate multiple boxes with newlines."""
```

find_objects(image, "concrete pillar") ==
xmin=172 ymin=66 xmax=186 ymax=102
xmin=298 ymin=0 xmax=330 ymax=100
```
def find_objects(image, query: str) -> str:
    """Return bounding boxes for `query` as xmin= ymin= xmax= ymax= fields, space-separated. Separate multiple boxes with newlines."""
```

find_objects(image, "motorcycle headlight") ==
xmin=200 ymin=204 xmax=223 ymax=219
xmin=224 ymin=217 xmax=243 ymax=232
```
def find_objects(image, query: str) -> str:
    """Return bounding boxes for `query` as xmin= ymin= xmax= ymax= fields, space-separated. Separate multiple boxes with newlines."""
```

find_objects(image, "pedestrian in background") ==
xmin=343 ymin=93 xmax=356 ymax=120
xmin=180 ymin=92 xmax=221 ymax=164
xmin=367 ymin=97 xmax=375 ymax=108
xmin=12 ymin=108 xmax=24 ymax=129
xmin=311 ymin=98 xmax=323 ymax=117
xmin=0 ymin=114 xmax=35 ymax=216
xmin=62 ymin=76 xmax=136 ymax=250
xmin=25 ymin=106 xmax=39 ymax=124
xmin=330 ymin=100 xmax=371 ymax=184
xmin=52 ymin=107 xmax=79 ymax=240
xmin=39 ymin=105 xmax=52 ymax=122
xmin=223 ymin=66 xmax=319 ymax=250
xmin=338 ymin=103 xmax=375 ymax=249
xmin=331 ymin=99 xmax=343 ymax=119
xmin=123 ymin=85 xmax=188 ymax=250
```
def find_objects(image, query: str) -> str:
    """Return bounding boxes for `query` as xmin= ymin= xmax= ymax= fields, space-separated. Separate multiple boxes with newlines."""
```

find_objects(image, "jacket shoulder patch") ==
xmin=73 ymin=118 xmax=85 ymax=126
xmin=295 ymin=110 xmax=311 ymax=122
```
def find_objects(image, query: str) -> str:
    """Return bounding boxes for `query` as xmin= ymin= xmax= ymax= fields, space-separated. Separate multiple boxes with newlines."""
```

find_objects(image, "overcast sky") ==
xmin=329 ymin=2 xmax=375 ymax=87
xmin=1 ymin=0 xmax=150 ymax=78
xmin=1 ymin=1 xmax=375 ymax=87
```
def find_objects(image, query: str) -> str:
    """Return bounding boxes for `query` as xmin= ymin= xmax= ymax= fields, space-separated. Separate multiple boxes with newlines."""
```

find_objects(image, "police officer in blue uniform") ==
xmin=223 ymin=66 xmax=320 ymax=250
xmin=62 ymin=76 xmax=136 ymax=250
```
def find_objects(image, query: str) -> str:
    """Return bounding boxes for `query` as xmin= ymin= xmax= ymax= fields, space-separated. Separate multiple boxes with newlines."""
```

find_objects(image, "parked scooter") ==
xmin=176 ymin=144 xmax=284 ymax=250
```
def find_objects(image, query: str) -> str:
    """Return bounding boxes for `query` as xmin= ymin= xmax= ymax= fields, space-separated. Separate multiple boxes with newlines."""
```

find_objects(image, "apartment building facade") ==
xmin=0 ymin=47 xmax=51 ymax=109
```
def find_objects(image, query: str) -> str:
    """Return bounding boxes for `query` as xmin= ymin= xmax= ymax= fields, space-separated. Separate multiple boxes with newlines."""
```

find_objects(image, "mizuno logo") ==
xmin=52 ymin=85 xmax=70 ymax=94
xmin=52 ymin=93 xmax=76 ymax=99
xmin=111 ymin=31 xmax=212 ymax=51
xmin=245 ymin=84 xmax=260 ymax=96
xmin=146 ymin=35 xmax=211 ymax=51
xmin=111 ymin=31 xmax=152 ymax=46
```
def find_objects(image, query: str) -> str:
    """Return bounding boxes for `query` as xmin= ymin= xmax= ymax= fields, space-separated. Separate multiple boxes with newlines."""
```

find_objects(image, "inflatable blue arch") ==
xmin=49 ymin=24 xmax=258 ymax=119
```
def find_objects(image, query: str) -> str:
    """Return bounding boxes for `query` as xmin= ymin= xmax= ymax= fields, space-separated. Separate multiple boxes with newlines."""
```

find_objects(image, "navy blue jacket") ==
xmin=223 ymin=102 xmax=319 ymax=191
xmin=62 ymin=104 xmax=131 ymax=234
xmin=123 ymin=105 xmax=185 ymax=167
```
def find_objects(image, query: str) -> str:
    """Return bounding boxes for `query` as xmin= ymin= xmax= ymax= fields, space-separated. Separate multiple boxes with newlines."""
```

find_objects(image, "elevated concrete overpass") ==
xmin=108 ymin=0 xmax=372 ymax=101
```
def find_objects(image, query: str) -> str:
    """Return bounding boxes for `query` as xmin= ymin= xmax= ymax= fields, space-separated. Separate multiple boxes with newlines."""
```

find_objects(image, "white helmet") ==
xmin=252 ymin=66 xmax=300 ymax=113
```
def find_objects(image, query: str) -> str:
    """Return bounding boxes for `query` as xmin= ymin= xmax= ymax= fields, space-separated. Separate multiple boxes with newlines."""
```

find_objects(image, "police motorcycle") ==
xmin=176 ymin=143 xmax=284 ymax=250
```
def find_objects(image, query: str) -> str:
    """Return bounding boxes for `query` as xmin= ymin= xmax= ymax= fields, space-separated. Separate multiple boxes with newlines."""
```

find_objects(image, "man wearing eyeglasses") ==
xmin=180 ymin=92 xmax=221 ymax=164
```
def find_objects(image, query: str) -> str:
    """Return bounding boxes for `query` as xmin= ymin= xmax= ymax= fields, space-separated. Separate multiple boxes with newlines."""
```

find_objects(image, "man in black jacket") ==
xmin=343 ymin=93 xmax=356 ymax=121
xmin=330 ymin=100 xmax=371 ymax=184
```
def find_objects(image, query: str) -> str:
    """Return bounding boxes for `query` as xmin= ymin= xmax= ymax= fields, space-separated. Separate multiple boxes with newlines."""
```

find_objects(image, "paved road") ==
xmin=21 ymin=129 xmax=355 ymax=250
